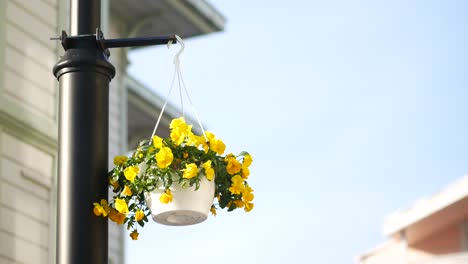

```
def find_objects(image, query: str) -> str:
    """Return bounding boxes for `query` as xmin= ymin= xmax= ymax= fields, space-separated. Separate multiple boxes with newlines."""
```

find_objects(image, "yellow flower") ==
xmin=130 ymin=230 xmax=139 ymax=240
xmin=182 ymin=163 xmax=198 ymax=179
xmin=170 ymin=128 xmax=186 ymax=146
xmin=202 ymin=160 xmax=211 ymax=170
xmin=205 ymin=167 xmax=214 ymax=181
xmin=152 ymin=135 xmax=163 ymax=149
xmin=115 ymin=198 xmax=129 ymax=214
xmin=229 ymin=185 xmax=244 ymax=195
xmin=242 ymin=186 xmax=254 ymax=203
xmin=109 ymin=209 xmax=126 ymax=224
xmin=102 ymin=200 xmax=110 ymax=214
xmin=156 ymin=147 xmax=174 ymax=168
xmin=186 ymin=132 xmax=196 ymax=146
xmin=110 ymin=180 xmax=119 ymax=192
xmin=234 ymin=200 xmax=244 ymax=208
xmin=244 ymin=202 xmax=254 ymax=212
xmin=209 ymin=138 xmax=226 ymax=155
xmin=205 ymin=131 xmax=216 ymax=141
xmin=122 ymin=185 xmax=132 ymax=196
xmin=169 ymin=117 xmax=192 ymax=145
xmin=202 ymin=160 xmax=215 ymax=181
xmin=202 ymin=143 xmax=209 ymax=153
xmin=204 ymin=131 xmax=225 ymax=155
xmin=159 ymin=189 xmax=173 ymax=204
xmin=229 ymin=175 xmax=245 ymax=195
xmin=226 ymin=156 xmax=241 ymax=175
xmin=187 ymin=133 xmax=206 ymax=147
xmin=135 ymin=210 xmax=145 ymax=222
xmin=231 ymin=175 xmax=244 ymax=185
xmin=183 ymin=152 xmax=189 ymax=159
xmin=113 ymin=156 xmax=128 ymax=166
xmin=241 ymin=166 xmax=250 ymax=179
xmin=170 ymin=117 xmax=187 ymax=130
xmin=124 ymin=166 xmax=139 ymax=182
xmin=210 ymin=206 xmax=217 ymax=216
xmin=243 ymin=154 xmax=253 ymax=167
xmin=93 ymin=205 xmax=102 ymax=216
xmin=224 ymin=153 xmax=234 ymax=160
xmin=93 ymin=199 xmax=109 ymax=217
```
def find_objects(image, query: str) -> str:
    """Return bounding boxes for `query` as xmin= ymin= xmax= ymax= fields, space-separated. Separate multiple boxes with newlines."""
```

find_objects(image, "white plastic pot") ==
xmin=145 ymin=175 xmax=215 ymax=226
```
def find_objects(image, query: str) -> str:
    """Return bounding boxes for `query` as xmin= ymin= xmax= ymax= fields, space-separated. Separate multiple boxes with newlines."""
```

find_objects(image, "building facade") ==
xmin=0 ymin=0 xmax=224 ymax=263
xmin=358 ymin=176 xmax=468 ymax=264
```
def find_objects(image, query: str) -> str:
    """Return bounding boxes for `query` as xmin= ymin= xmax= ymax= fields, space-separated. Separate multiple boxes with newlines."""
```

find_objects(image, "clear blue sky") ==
xmin=125 ymin=1 xmax=468 ymax=263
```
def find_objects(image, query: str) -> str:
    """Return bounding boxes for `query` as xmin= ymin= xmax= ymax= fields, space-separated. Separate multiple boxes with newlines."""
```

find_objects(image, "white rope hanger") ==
xmin=149 ymin=35 xmax=208 ymax=144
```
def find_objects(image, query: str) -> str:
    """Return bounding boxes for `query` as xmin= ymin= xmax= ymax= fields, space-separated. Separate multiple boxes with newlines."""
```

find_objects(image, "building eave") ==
xmin=110 ymin=0 xmax=225 ymax=42
xmin=384 ymin=175 xmax=468 ymax=237
xmin=125 ymin=74 xmax=205 ymax=149
xmin=125 ymin=74 xmax=181 ymax=122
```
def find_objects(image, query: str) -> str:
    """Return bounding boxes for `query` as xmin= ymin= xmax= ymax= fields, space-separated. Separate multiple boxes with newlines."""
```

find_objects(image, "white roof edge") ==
xmin=184 ymin=0 xmax=226 ymax=30
xmin=383 ymin=175 xmax=468 ymax=236
xmin=124 ymin=74 xmax=207 ymax=133
xmin=166 ymin=0 xmax=226 ymax=35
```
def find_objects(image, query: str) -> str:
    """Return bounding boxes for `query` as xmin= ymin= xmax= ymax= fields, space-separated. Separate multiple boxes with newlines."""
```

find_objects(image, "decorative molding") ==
xmin=0 ymin=101 xmax=57 ymax=154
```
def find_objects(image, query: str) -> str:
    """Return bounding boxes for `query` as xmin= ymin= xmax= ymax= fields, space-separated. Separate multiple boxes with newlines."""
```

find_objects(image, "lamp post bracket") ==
xmin=51 ymin=29 xmax=177 ymax=58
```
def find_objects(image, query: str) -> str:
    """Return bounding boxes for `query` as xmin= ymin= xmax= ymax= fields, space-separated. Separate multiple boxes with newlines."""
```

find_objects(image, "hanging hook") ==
xmin=172 ymin=35 xmax=185 ymax=66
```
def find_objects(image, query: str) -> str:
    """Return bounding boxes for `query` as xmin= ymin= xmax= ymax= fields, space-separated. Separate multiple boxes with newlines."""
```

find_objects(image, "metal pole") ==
xmin=70 ymin=0 xmax=101 ymax=35
xmin=53 ymin=0 xmax=114 ymax=263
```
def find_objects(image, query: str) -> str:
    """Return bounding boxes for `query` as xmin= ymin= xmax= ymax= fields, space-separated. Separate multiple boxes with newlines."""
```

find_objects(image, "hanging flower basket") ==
xmin=92 ymin=117 xmax=254 ymax=240
xmin=92 ymin=36 xmax=254 ymax=240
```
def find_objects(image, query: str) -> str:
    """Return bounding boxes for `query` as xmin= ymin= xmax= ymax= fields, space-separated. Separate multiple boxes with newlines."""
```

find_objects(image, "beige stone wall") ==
xmin=0 ymin=0 xmax=58 ymax=137
xmin=0 ymin=0 xmax=59 ymax=263
xmin=0 ymin=0 xmax=128 ymax=263
xmin=0 ymin=130 xmax=55 ymax=263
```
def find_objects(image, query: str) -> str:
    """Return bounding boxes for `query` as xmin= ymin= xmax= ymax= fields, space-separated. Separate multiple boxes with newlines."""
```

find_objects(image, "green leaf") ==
xmin=219 ymin=197 xmax=228 ymax=208
xmin=195 ymin=179 xmax=200 ymax=190
xmin=227 ymin=203 xmax=236 ymax=212
xmin=238 ymin=151 xmax=249 ymax=157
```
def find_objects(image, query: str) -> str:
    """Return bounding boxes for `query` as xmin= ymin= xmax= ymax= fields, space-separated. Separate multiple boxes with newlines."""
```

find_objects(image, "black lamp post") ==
xmin=53 ymin=0 xmax=175 ymax=263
